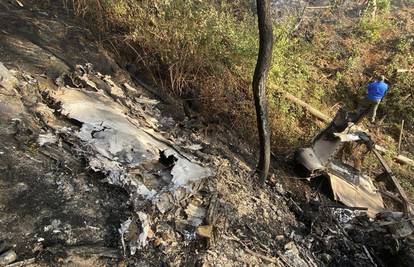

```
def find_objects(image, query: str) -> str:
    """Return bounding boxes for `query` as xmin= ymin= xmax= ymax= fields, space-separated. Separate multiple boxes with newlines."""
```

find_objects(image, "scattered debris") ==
xmin=37 ymin=132 xmax=57 ymax=146
xmin=137 ymin=212 xmax=151 ymax=249
xmin=119 ymin=218 xmax=132 ymax=256
xmin=1 ymin=3 xmax=413 ymax=264
xmin=185 ymin=201 xmax=207 ymax=227
xmin=51 ymin=86 xmax=213 ymax=195
xmin=43 ymin=219 xmax=62 ymax=233
xmin=328 ymin=164 xmax=384 ymax=217
xmin=185 ymin=144 xmax=203 ymax=151
xmin=332 ymin=208 xmax=361 ymax=224
xmin=295 ymin=108 xmax=413 ymax=219
xmin=103 ymin=75 xmax=125 ymax=99
xmin=133 ymin=96 xmax=159 ymax=105
xmin=15 ymin=0 xmax=23 ymax=8
xmin=42 ymin=66 xmax=215 ymax=263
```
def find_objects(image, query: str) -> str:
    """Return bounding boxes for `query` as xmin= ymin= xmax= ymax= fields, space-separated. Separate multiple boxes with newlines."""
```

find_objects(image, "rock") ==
xmin=284 ymin=241 xmax=299 ymax=254
xmin=321 ymin=253 xmax=332 ymax=263
xmin=275 ymin=235 xmax=284 ymax=241
xmin=33 ymin=242 xmax=44 ymax=254
xmin=0 ymin=249 xmax=17 ymax=266
xmin=0 ymin=62 xmax=18 ymax=91
xmin=263 ymin=209 xmax=269 ymax=220
xmin=0 ymin=63 xmax=24 ymax=121
xmin=44 ymin=219 xmax=62 ymax=232
xmin=390 ymin=220 xmax=414 ymax=237
xmin=14 ymin=182 xmax=29 ymax=193
xmin=275 ymin=183 xmax=285 ymax=195
xmin=196 ymin=225 xmax=213 ymax=238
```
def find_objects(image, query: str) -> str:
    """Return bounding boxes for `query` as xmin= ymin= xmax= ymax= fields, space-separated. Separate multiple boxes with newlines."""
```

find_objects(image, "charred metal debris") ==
xmin=295 ymin=108 xmax=414 ymax=235
xmin=2 ymin=61 xmax=414 ymax=266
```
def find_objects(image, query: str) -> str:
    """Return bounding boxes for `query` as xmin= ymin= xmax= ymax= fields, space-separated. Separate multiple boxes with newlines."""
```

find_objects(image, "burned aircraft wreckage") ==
xmin=295 ymin=107 xmax=414 ymax=235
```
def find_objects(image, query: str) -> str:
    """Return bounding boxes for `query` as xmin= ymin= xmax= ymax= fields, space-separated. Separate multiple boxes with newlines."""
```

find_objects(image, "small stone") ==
xmin=276 ymin=235 xmax=284 ymax=241
xmin=263 ymin=209 xmax=269 ymax=220
xmin=33 ymin=242 xmax=44 ymax=253
xmin=275 ymin=183 xmax=285 ymax=195
xmin=154 ymin=237 xmax=162 ymax=247
xmin=14 ymin=182 xmax=28 ymax=193
xmin=284 ymin=241 xmax=299 ymax=255
xmin=321 ymin=253 xmax=332 ymax=263
xmin=0 ymin=250 xmax=17 ymax=266
xmin=0 ymin=62 xmax=18 ymax=90
xmin=196 ymin=225 xmax=213 ymax=238
xmin=284 ymin=241 xmax=295 ymax=250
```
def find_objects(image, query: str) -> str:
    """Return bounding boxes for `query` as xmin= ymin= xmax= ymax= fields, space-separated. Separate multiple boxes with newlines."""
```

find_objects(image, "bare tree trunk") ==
xmin=253 ymin=0 xmax=273 ymax=183
xmin=371 ymin=0 xmax=377 ymax=20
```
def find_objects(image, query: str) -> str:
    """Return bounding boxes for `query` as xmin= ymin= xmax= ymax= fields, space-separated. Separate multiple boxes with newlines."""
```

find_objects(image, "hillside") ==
xmin=59 ymin=0 xmax=414 ymax=161
xmin=0 ymin=0 xmax=414 ymax=267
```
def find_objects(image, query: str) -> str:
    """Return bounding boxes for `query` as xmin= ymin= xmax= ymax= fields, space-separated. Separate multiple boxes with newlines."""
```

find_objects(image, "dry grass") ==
xmin=64 ymin=0 xmax=414 ymax=157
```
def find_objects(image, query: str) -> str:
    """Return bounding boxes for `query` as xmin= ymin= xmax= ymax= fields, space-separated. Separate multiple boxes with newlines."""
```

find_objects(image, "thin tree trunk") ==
xmin=253 ymin=0 xmax=273 ymax=183
xmin=371 ymin=0 xmax=377 ymax=20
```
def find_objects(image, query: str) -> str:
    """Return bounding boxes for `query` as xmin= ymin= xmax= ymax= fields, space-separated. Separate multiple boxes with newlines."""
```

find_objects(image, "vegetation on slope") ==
xmin=65 ymin=0 xmax=413 ymax=166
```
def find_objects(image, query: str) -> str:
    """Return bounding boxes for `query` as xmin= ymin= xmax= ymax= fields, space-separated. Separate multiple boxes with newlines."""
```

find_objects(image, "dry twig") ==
xmin=223 ymin=234 xmax=292 ymax=266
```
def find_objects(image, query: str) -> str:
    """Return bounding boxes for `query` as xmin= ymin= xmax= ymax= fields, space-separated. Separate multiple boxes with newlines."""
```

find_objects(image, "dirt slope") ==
xmin=0 ymin=1 xmax=413 ymax=267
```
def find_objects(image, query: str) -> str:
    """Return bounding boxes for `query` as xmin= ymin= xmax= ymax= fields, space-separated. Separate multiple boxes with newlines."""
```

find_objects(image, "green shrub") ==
xmin=353 ymin=17 xmax=390 ymax=42
xmin=66 ymin=0 xmax=412 ymax=152
xmin=68 ymin=0 xmax=322 ymax=150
